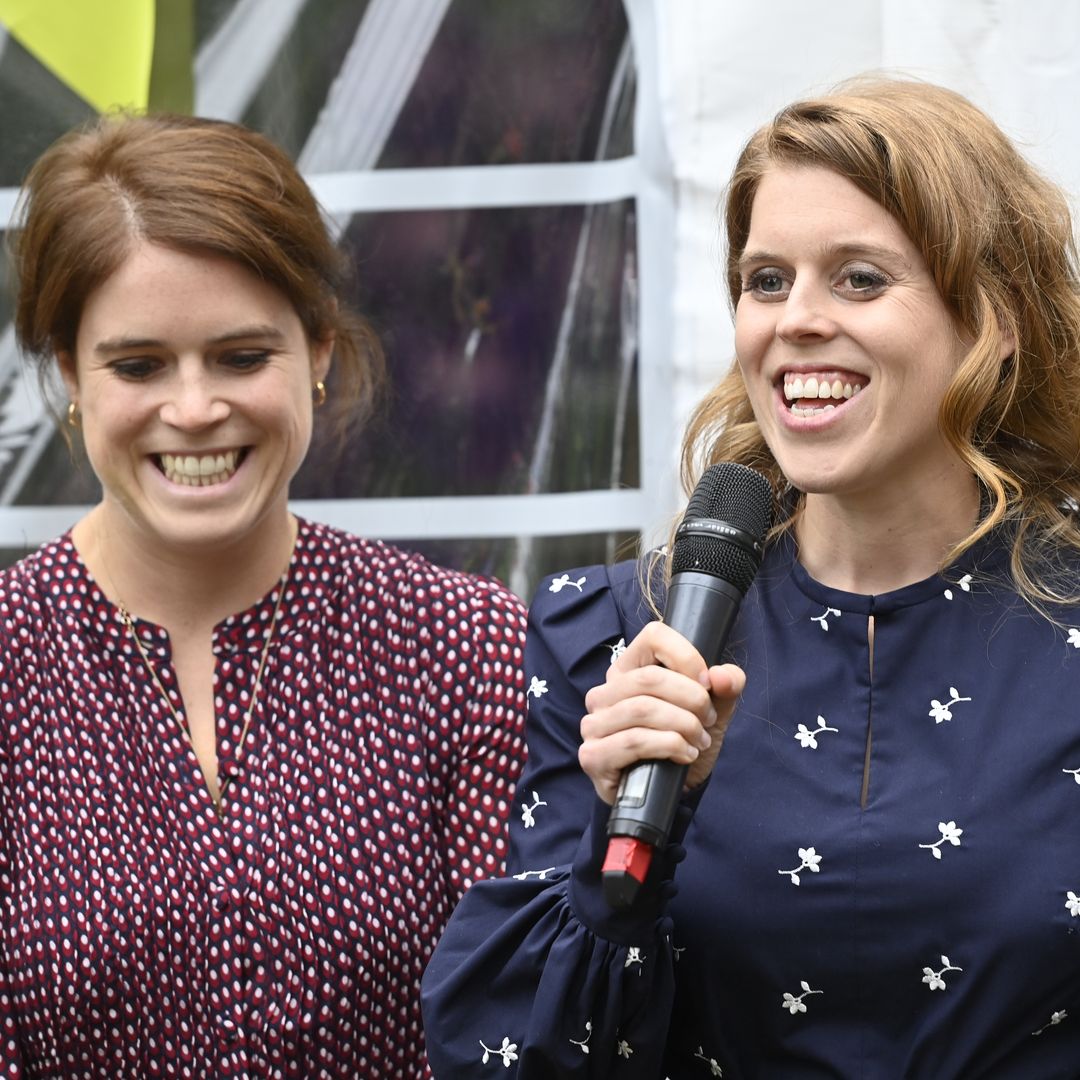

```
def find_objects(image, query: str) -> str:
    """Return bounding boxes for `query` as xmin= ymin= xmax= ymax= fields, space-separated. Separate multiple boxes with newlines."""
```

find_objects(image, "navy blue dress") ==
xmin=422 ymin=535 xmax=1080 ymax=1078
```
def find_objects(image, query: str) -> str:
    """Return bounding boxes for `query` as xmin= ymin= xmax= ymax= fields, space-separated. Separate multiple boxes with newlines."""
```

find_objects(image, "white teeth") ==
xmin=783 ymin=374 xmax=867 ymax=404
xmin=159 ymin=450 xmax=240 ymax=487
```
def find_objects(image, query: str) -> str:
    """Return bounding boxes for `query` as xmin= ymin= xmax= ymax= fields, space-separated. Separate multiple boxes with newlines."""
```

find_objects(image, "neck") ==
xmin=794 ymin=469 xmax=980 ymax=595
xmin=73 ymin=504 xmax=297 ymax=631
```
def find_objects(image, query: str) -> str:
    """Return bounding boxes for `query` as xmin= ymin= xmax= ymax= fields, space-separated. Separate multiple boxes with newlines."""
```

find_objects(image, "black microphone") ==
xmin=601 ymin=462 xmax=774 ymax=909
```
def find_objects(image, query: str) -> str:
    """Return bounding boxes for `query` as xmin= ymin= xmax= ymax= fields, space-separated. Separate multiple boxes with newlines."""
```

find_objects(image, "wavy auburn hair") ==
xmin=11 ymin=112 xmax=384 ymax=445
xmin=682 ymin=76 xmax=1080 ymax=610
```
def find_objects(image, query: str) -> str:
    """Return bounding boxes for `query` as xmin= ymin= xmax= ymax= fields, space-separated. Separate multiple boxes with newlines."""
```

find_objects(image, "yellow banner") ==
xmin=0 ymin=0 xmax=155 ymax=113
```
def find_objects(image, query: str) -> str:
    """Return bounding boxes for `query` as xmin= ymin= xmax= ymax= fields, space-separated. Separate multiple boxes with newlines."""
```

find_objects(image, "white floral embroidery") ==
xmin=569 ymin=1020 xmax=592 ymax=1054
xmin=625 ymin=946 xmax=645 ymax=969
xmin=794 ymin=715 xmax=838 ymax=749
xmin=693 ymin=1047 xmax=724 ymax=1076
xmin=778 ymin=846 xmax=822 ymax=886
xmin=549 ymin=573 xmax=586 ymax=594
xmin=922 ymin=955 xmax=962 ymax=991
xmin=918 ymin=820 xmax=963 ymax=860
xmin=781 ymin=981 xmax=823 ymax=1014
xmin=1063 ymin=767 xmax=1080 ymax=784
xmin=480 ymin=1036 xmax=519 ymax=1067
xmin=512 ymin=867 xmax=556 ymax=881
xmin=527 ymin=675 xmax=549 ymax=698
xmin=608 ymin=637 xmax=627 ymax=664
xmin=673 ymin=945 xmax=686 ymax=962
xmin=928 ymin=687 xmax=971 ymax=724
xmin=520 ymin=790 xmax=547 ymax=829
xmin=943 ymin=574 xmax=972 ymax=600
xmin=617 ymin=1039 xmax=633 ymax=1059
xmin=1066 ymin=891 xmax=1080 ymax=917
xmin=1068 ymin=628 xmax=1080 ymax=649
xmin=1033 ymin=1009 xmax=1068 ymax=1035
xmin=810 ymin=607 xmax=841 ymax=631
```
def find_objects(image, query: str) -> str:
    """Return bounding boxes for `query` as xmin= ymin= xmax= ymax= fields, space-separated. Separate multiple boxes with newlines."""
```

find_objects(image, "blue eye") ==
xmin=744 ymin=269 xmax=789 ymax=297
xmin=841 ymin=267 xmax=890 ymax=294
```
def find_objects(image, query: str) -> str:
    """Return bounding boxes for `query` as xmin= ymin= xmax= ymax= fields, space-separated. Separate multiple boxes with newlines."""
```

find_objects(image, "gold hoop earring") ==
xmin=67 ymin=402 xmax=80 ymax=429
xmin=312 ymin=380 xmax=327 ymax=408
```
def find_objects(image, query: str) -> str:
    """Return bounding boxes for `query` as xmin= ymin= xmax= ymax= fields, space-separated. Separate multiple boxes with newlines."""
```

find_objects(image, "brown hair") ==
xmin=11 ymin=112 xmax=384 ymax=444
xmin=682 ymin=76 xmax=1080 ymax=610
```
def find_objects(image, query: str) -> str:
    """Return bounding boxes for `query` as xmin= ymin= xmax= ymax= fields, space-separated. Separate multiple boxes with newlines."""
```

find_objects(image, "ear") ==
xmin=997 ymin=324 xmax=1017 ymax=362
xmin=57 ymin=349 xmax=79 ymax=401
xmin=995 ymin=308 xmax=1017 ymax=362
xmin=311 ymin=334 xmax=334 ymax=384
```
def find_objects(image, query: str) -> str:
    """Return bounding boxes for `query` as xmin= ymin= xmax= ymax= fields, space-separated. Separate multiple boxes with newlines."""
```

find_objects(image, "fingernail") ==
xmin=698 ymin=731 xmax=712 ymax=751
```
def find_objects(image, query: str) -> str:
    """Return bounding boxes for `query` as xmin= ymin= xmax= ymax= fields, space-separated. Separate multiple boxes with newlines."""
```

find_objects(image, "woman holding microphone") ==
xmin=423 ymin=77 xmax=1080 ymax=1078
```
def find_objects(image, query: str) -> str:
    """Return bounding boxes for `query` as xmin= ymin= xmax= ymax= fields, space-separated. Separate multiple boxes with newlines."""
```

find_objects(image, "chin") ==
xmin=771 ymin=460 xmax=841 ymax=496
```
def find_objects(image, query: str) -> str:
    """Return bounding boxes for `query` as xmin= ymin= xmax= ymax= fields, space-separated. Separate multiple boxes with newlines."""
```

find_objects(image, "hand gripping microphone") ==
xmin=602 ymin=462 xmax=774 ymax=909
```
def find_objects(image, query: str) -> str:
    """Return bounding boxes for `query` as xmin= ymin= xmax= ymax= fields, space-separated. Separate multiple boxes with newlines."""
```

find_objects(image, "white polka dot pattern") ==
xmin=0 ymin=518 xmax=527 ymax=1078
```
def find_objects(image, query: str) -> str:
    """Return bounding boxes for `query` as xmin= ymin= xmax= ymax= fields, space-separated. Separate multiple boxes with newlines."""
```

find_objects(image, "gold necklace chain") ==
xmin=117 ymin=564 xmax=290 ymax=817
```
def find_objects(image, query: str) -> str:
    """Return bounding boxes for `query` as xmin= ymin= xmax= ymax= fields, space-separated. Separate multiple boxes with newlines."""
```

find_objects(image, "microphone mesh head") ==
xmin=671 ymin=463 xmax=775 ymax=593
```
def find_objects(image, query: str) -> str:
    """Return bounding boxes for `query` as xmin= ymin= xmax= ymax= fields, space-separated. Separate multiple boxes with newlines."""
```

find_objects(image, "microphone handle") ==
xmin=602 ymin=572 xmax=743 ymax=906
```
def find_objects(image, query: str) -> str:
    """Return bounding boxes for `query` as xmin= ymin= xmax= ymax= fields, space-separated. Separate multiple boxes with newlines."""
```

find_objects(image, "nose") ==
xmin=158 ymin=367 xmax=230 ymax=429
xmin=775 ymin=281 xmax=838 ymax=344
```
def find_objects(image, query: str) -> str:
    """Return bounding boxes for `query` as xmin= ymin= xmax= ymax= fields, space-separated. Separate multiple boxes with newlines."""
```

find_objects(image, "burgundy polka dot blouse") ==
xmin=0 ymin=518 xmax=528 ymax=1078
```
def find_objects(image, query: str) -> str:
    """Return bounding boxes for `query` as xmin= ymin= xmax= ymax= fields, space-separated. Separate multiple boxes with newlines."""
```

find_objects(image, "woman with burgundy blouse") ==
xmin=0 ymin=114 xmax=527 ymax=1078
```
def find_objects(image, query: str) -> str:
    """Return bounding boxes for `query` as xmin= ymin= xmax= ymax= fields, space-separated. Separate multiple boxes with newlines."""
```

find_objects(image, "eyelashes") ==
xmin=741 ymin=264 xmax=891 ymax=300
xmin=223 ymin=350 xmax=272 ymax=371
xmin=108 ymin=350 xmax=274 ymax=381
xmin=743 ymin=269 xmax=787 ymax=296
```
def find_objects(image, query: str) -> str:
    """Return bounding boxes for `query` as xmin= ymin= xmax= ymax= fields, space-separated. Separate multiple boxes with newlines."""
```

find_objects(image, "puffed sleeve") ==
xmin=423 ymin=562 xmax=696 ymax=1077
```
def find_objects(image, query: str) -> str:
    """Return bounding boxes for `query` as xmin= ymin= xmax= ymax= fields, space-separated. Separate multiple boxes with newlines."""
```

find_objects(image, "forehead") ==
xmin=78 ymin=241 xmax=299 ymax=340
xmin=745 ymin=165 xmax=915 ymax=256
xmin=89 ymin=242 xmax=269 ymax=298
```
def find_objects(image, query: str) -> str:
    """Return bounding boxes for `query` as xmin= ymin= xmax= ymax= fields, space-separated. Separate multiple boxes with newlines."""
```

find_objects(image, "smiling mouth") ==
xmin=155 ymin=449 xmax=247 ymax=487
xmin=782 ymin=373 xmax=866 ymax=417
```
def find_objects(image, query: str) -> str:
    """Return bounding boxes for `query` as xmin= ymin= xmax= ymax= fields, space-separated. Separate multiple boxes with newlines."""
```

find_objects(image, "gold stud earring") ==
xmin=312 ymin=380 xmax=327 ymax=408
xmin=67 ymin=402 xmax=80 ymax=429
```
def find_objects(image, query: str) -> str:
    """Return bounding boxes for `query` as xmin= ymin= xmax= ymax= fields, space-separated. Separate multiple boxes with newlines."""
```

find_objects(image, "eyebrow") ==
xmin=738 ymin=243 xmax=913 ymax=271
xmin=93 ymin=324 xmax=287 ymax=354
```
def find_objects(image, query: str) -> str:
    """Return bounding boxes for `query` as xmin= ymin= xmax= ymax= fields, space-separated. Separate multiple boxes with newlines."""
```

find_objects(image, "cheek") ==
xmin=284 ymin=393 xmax=315 ymax=449
xmin=733 ymin=309 xmax=768 ymax=371
xmin=733 ymin=337 xmax=767 ymax=411
xmin=82 ymin=399 xmax=138 ymax=445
